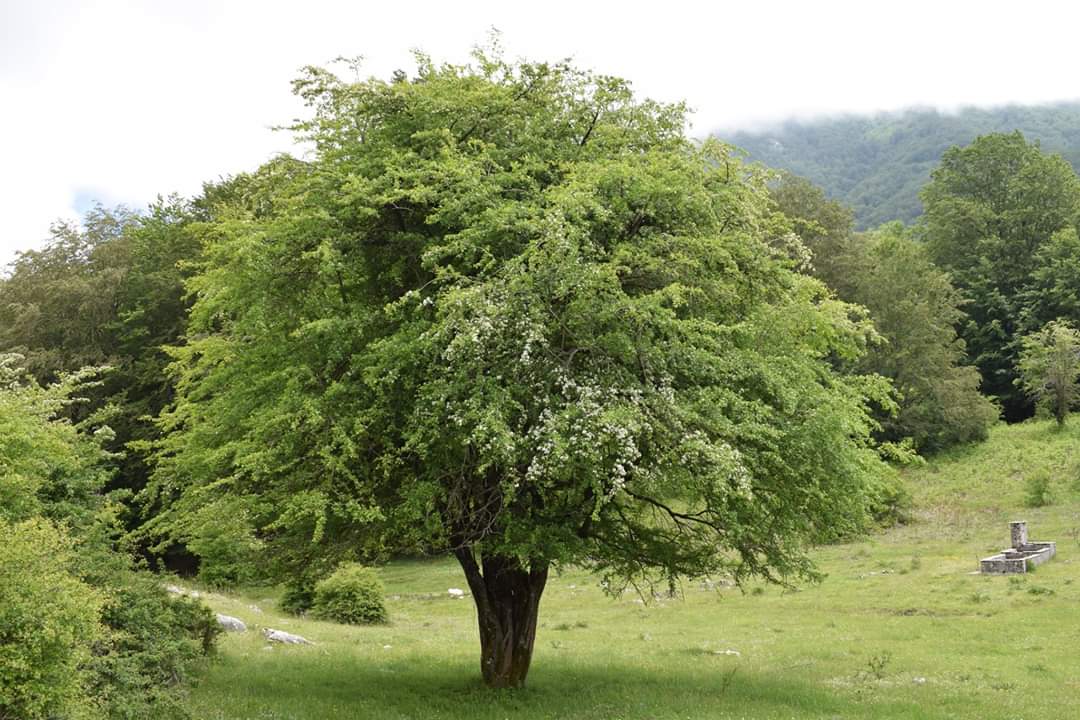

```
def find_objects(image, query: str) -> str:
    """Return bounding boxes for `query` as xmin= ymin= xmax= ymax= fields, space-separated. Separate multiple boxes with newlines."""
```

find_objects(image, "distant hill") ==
xmin=722 ymin=102 xmax=1080 ymax=229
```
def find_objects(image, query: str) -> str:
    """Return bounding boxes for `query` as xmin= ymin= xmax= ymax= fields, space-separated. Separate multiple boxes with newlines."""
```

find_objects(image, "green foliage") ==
xmin=923 ymin=132 xmax=1080 ymax=420
xmin=849 ymin=224 xmax=999 ymax=450
xmin=0 ymin=199 xmax=202 ymax=534
xmin=156 ymin=49 xmax=892 ymax=585
xmin=0 ymin=355 xmax=110 ymax=525
xmin=151 ymin=48 xmax=898 ymax=685
xmin=0 ymin=357 xmax=217 ymax=718
xmin=85 ymin=571 xmax=221 ymax=720
xmin=730 ymin=102 xmax=1080 ymax=229
xmin=311 ymin=564 xmax=388 ymax=625
xmin=177 ymin=498 xmax=264 ymax=588
xmin=865 ymin=473 xmax=913 ymax=526
xmin=768 ymin=172 xmax=860 ymax=295
xmin=0 ymin=518 xmax=103 ymax=720
xmin=1024 ymin=473 xmax=1055 ymax=508
xmin=769 ymin=174 xmax=998 ymax=452
xmin=1016 ymin=320 xmax=1080 ymax=426
xmin=280 ymin=577 xmax=318 ymax=616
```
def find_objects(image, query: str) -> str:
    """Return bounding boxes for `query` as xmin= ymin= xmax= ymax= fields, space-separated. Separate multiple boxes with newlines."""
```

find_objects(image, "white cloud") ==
xmin=4 ymin=0 xmax=1080 ymax=266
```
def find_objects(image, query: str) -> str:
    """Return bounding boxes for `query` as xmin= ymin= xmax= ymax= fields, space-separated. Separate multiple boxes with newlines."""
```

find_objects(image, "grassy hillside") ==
xmin=724 ymin=102 xmax=1080 ymax=228
xmin=183 ymin=419 xmax=1080 ymax=719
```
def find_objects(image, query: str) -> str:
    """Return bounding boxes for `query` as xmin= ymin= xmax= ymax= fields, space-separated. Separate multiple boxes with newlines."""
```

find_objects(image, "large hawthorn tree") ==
xmin=151 ymin=50 xmax=896 ymax=688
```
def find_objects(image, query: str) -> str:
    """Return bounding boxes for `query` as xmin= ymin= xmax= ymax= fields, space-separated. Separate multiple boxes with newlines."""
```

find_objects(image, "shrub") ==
xmin=0 ymin=518 xmax=102 ymax=720
xmin=84 ymin=570 xmax=221 ymax=720
xmin=868 ymin=474 xmax=914 ymax=526
xmin=1024 ymin=474 xmax=1054 ymax=508
xmin=311 ymin=564 xmax=388 ymax=625
xmin=280 ymin=577 xmax=318 ymax=616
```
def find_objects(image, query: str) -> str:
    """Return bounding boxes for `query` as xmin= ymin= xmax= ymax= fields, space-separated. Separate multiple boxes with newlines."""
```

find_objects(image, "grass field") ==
xmin=182 ymin=419 xmax=1080 ymax=719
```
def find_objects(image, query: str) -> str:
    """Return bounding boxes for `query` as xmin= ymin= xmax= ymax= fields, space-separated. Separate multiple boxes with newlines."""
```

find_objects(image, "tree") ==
xmin=0 ymin=200 xmax=202 ymax=539
xmin=769 ymin=175 xmax=997 ymax=452
xmin=922 ymin=132 xmax=1080 ymax=420
xmin=768 ymin=172 xmax=861 ymax=296
xmin=846 ymin=224 xmax=998 ymax=451
xmin=0 ymin=354 xmax=219 ymax=718
xmin=1016 ymin=320 xmax=1080 ymax=426
xmin=151 ymin=50 xmax=896 ymax=688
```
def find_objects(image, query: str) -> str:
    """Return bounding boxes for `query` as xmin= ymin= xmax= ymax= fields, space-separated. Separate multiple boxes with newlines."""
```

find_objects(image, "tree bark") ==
xmin=454 ymin=547 xmax=549 ymax=688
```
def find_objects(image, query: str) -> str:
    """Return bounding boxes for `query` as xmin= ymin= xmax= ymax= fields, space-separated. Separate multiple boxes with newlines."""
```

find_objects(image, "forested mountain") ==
xmin=725 ymin=102 xmax=1080 ymax=228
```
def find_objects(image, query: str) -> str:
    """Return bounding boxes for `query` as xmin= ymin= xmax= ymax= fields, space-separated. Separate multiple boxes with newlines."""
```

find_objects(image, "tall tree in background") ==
xmin=150 ymin=50 xmax=899 ymax=688
xmin=0 ymin=207 xmax=138 ymax=381
xmin=767 ymin=172 xmax=860 ymax=296
xmin=0 ymin=199 xmax=200 ymax=524
xmin=846 ymin=224 xmax=999 ymax=450
xmin=922 ymin=132 xmax=1080 ymax=420
xmin=770 ymin=176 xmax=997 ymax=451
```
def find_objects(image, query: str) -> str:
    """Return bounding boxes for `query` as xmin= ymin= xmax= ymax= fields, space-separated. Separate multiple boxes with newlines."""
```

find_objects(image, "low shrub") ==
xmin=1024 ymin=474 xmax=1054 ymax=508
xmin=84 ymin=570 xmax=221 ymax=720
xmin=868 ymin=475 xmax=914 ymax=526
xmin=311 ymin=564 xmax=388 ymax=625
xmin=0 ymin=518 xmax=102 ymax=720
xmin=280 ymin=577 xmax=318 ymax=616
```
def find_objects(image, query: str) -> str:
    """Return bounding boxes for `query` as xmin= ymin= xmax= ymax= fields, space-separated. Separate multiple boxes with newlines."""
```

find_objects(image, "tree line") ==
xmin=4 ymin=48 xmax=1080 ymax=697
xmin=729 ymin=102 xmax=1080 ymax=228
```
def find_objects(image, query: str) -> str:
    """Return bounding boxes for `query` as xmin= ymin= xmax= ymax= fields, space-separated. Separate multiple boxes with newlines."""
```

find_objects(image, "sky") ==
xmin=4 ymin=0 xmax=1080 ymax=266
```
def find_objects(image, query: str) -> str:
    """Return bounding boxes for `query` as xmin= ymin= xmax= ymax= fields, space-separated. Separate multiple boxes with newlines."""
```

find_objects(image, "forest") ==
xmin=6 ymin=49 xmax=1080 ymax=719
xmin=728 ymin=102 xmax=1080 ymax=228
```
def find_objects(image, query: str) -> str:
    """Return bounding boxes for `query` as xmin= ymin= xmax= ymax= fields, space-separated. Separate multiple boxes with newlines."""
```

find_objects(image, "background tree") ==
xmin=0 ymin=199 xmax=202 ymax=545
xmin=846 ymin=224 xmax=999 ymax=450
xmin=150 ymin=50 xmax=899 ymax=689
xmin=1016 ymin=320 xmax=1080 ymax=426
xmin=770 ymin=176 xmax=997 ymax=452
xmin=768 ymin=172 xmax=861 ymax=296
xmin=922 ymin=132 xmax=1080 ymax=420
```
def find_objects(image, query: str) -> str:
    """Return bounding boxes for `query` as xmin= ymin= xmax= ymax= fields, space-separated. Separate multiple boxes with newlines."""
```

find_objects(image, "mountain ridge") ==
xmin=721 ymin=101 xmax=1080 ymax=228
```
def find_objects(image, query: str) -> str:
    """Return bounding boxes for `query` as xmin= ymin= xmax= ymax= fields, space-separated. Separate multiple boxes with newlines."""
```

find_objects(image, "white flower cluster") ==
xmin=520 ymin=368 xmax=644 ymax=507
xmin=680 ymin=430 xmax=753 ymax=500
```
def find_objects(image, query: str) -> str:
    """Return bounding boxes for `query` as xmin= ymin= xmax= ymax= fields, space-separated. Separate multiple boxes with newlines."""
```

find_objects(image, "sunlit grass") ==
xmin=184 ymin=418 xmax=1080 ymax=719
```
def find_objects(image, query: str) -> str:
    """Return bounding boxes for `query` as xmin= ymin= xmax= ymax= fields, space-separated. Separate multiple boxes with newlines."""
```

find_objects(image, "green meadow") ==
xmin=180 ymin=419 xmax=1080 ymax=719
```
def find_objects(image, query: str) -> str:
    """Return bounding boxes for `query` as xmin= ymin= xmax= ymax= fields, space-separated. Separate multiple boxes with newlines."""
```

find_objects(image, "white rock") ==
xmin=712 ymin=649 xmax=741 ymax=656
xmin=247 ymin=604 xmax=262 ymax=613
xmin=262 ymin=628 xmax=313 ymax=645
xmin=164 ymin=584 xmax=185 ymax=595
xmin=447 ymin=588 xmax=465 ymax=598
xmin=216 ymin=614 xmax=247 ymax=632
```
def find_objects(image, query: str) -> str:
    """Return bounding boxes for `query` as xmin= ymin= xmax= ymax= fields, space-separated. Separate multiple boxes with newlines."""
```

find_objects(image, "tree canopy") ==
xmin=768 ymin=175 xmax=997 ymax=452
xmin=922 ymin=132 xmax=1080 ymax=420
xmin=148 ymin=50 xmax=898 ymax=688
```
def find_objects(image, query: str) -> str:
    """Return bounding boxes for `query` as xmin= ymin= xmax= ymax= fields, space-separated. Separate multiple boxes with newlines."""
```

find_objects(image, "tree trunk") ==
xmin=454 ymin=548 xmax=548 ymax=688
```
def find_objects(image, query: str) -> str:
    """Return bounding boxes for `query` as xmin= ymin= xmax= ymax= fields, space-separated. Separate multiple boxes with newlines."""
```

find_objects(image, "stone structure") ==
xmin=979 ymin=521 xmax=1056 ymax=574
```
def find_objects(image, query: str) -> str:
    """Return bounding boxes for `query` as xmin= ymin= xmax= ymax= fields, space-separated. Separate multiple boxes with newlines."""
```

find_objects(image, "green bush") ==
xmin=868 ymin=474 xmax=914 ymax=527
xmin=1025 ymin=474 xmax=1055 ymax=508
xmin=311 ymin=564 xmax=388 ymax=625
xmin=84 ymin=570 xmax=221 ymax=720
xmin=280 ymin=577 xmax=317 ymax=616
xmin=0 ymin=518 xmax=102 ymax=720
